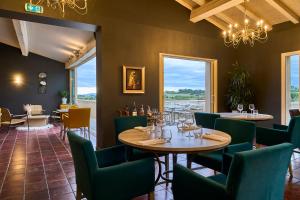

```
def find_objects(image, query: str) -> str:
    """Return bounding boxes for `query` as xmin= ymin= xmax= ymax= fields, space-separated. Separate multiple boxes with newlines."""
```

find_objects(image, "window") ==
xmin=159 ymin=54 xmax=218 ymax=113
xmin=281 ymin=51 xmax=300 ymax=124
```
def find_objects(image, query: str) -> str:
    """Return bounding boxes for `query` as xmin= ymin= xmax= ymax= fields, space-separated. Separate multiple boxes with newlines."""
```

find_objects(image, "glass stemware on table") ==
xmin=237 ymin=104 xmax=243 ymax=113
xmin=249 ymin=104 xmax=255 ymax=114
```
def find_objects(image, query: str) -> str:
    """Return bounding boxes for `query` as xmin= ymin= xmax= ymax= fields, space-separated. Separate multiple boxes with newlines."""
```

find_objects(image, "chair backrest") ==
xmin=114 ymin=116 xmax=147 ymax=144
xmin=287 ymin=116 xmax=300 ymax=148
xmin=289 ymin=109 xmax=300 ymax=117
xmin=194 ymin=112 xmax=220 ymax=129
xmin=68 ymin=108 xmax=91 ymax=128
xmin=67 ymin=131 xmax=98 ymax=199
xmin=0 ymin=107 xmax=11 ymax=122
xmin=226 ymin=143 xmax=293 ymax=200
xmin=30 ymin=105 xmax=43 ymax=115
xmin=214 ymin=118 xmax=255 ymax=145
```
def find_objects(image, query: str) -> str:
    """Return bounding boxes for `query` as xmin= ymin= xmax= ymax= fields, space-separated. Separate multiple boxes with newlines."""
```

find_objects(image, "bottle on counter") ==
xmin=139 ymin=104 xmax=145 ymax=116
xmin=132 ymin=101 xmax=137 ymax=116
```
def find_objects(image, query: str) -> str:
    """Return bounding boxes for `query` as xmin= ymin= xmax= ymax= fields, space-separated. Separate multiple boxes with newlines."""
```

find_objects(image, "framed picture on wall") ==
xmin=123 ymin=66 xmax=145 ymax=94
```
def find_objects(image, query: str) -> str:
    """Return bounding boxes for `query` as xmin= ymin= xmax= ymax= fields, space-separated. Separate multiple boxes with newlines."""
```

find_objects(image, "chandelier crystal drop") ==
xmin=222 ymin=0 xmax=269 ymax=48
xmin=29 ymin=0 xmax=88 ymax=16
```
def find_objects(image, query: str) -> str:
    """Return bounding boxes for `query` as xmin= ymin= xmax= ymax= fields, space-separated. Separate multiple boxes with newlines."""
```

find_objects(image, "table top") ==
xmin=118 ymin=126 xmax=231 ymax=154
xmin=219 ymin=112 xmax=274 ymax=121
xmin=56 ymin=109 xmax=69 ymax=113
xmin=26 ymin=115 xmax=50 ymax=119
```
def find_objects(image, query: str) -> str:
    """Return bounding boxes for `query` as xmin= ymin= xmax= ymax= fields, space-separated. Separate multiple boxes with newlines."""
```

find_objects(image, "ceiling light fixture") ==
xmin=222 ymin=0 xmax=269 ymax=48
xmin=28 ymin=0 xmax=88 ymax=16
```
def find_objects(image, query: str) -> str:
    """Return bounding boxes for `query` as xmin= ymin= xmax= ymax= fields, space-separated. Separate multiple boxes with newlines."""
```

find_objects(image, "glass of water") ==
xmin=249 ymin=104 xmax=255 ymax=114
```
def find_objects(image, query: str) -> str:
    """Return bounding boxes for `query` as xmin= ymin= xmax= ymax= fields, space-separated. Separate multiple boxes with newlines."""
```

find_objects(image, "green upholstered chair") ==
xmin=173 ymin=143 xmax=293 ymax=200
xmin=256 ymin=116 xmax=300 ymax=177
xmin=194 ymin=112 xmax=220 ymax=129
xmin=114 ymin=116 xmax=155 ymax=160
xmin=67 ymin=131 xmax=155 ymax=200
xmin=187 ymin=118 xmax=256 ymax=173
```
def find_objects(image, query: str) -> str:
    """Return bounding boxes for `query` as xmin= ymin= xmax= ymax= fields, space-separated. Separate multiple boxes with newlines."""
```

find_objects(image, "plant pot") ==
xmin=62 ymin=97 xmax=67 ymax=104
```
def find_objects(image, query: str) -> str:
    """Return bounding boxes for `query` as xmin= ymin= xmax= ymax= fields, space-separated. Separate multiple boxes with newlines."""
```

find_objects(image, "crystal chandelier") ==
xmin=29 ymin=0 xmax=87 ymax=16
xmin=222 ymin=0 xmax=269 ymax=48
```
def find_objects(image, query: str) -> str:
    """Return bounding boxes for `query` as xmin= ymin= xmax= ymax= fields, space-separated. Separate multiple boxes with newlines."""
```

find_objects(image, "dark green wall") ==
xmin=0 ymin=43 xmax=67 ymax=114
xmin=236 ymin=23 xmax=300 ymax=126
xmin=0 ymin=0 xmax=236 ymax=147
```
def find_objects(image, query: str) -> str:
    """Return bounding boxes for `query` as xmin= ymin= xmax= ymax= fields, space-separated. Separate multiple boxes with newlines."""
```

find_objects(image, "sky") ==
xmin=164 ymin=57 xmax=206 ymax=91
xmin=77 ymin=57 xmax=96 ymax=94
xmin=291 ymin=55 xmax=299 ymax=88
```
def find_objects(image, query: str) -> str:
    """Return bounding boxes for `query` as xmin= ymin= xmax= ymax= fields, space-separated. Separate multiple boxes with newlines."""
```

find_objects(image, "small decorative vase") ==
xmin=62 ymin=97 xmax=67 ymax=104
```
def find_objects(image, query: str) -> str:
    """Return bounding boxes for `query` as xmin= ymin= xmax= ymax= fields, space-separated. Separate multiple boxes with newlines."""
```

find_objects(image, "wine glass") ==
xmin=237 ymin=104 xmax=243 ymax=113
xmin=177 ymin=112 xmax=186 ymax=130
xmin=193 ymin=126 xmax=203 ymax=138
xmin=185 ymin=112 xmax=195 ymax=137
xmin=249 ymin=104 xmax=255 ymax=114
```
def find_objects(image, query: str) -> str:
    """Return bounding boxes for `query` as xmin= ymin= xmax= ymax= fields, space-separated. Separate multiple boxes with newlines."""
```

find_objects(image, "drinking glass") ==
xmin=162 ymin=129 xmax=172 ymax=143
xmin=253 ymin=110 xmax=259 ymax=115
xmin=237 ymin=104 xmax=243 ymax=113
xmin=185 ymin=112 xmax=195 ymax=137
xmin=193 ymin=126 xmax=203 ymax=138
xmin=249 ymin=104 xmax=255 ymax=114
xmin=177 ymin=112 xmax=186 ymax=130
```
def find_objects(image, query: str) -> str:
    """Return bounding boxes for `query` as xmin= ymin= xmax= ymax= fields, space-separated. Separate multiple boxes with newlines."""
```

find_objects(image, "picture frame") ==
xmin=123 ymin=65 xmax=145 ymax=94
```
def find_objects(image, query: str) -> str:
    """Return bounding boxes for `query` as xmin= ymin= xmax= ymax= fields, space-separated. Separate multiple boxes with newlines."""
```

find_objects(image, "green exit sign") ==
xmin=25 ymin=3 xmax=43 ymax=14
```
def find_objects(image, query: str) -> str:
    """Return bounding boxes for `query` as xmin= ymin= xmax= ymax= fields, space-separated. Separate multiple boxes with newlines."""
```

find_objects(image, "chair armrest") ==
xmin=12 ymin=114 xmax=27 ymax=118
xmin=256 ymin=127 xmax=288 ymax=146
xmin=225 ymin=142 xmax=253 ymax=154
xmin=273 ymin=124 xmax=288 ymax=130
xmin=93 ymin=158 xmax=155 ymax=199
xmin=95 ymin=145 xmax=127 ymax=168
xmin=172 ymin=164 xmax=226 ymax=200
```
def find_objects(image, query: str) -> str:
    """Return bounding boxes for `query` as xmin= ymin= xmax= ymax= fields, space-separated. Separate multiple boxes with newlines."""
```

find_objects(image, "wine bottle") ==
xmin=132 ymin=101 xmax=137 ymax=116
xmin=139 ymin=104 xmax=145 ymax=116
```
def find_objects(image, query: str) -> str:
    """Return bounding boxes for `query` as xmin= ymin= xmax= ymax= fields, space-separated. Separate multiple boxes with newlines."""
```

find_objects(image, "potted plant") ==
xmin=227 ymin=62 xmax=254 ymax=110
xmin=59 ymin=90 xmax=68 ymax=104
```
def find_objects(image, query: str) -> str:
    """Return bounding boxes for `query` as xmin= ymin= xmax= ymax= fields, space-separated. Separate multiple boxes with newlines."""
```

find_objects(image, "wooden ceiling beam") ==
xmin=176 ymin=0 xmax=228 ymax=30
xmin=235 ymin=5 xmax=272 ymax=29
xmin=190 ymin=0 xmax=244 ymax=23
xmin=264 ymin=0 xmax=299 ymax=24
xmin=12 ymin=19 xmax=29 ymax=56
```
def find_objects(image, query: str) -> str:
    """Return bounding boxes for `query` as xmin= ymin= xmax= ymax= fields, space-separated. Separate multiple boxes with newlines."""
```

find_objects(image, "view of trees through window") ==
xmin=164 ymin=57 xmax=209 ymax=112
xmin=290 ymin=55 xmax=299 ymax=109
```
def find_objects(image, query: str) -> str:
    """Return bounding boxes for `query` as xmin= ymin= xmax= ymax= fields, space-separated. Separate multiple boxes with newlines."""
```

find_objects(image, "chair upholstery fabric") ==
xmin=67 ymin=131 xmax=155 ymax=200
xmin=189 ymin=119 xmax=256 ymax=172
xmin=114 ymin=116 xmax=153 ymax=160
xmin=194 ymin=112 xmax=220 ymax=129
xmin=256 ymin=116 xmax=300 ymax=149
xmin=173 ymin=143 xmax=293 ymax=200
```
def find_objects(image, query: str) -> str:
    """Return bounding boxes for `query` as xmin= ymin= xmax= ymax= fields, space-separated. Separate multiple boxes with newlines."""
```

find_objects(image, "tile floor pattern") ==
xmin=0 ymin=126 xmax=299 ymax=200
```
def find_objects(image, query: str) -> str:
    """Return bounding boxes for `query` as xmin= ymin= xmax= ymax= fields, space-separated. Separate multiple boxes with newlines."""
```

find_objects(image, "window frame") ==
xmin=159 ymin=53 xmax=218 ymax=113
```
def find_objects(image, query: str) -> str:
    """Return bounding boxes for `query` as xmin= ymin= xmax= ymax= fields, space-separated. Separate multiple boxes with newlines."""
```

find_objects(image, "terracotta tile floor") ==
xmin=0 ymin=126 xmax=300 ymax=200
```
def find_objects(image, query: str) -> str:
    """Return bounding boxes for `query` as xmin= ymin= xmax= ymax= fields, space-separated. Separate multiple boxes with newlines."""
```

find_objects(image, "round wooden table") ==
xmin=219 ymin=112 xmax=274 ymax=121
xmin=119 ymin=126 xmax=231 ymax=184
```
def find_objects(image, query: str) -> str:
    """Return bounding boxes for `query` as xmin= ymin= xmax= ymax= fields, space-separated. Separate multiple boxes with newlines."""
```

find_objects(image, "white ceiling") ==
xmin=0 ymin=17 xmax=94 ymax=63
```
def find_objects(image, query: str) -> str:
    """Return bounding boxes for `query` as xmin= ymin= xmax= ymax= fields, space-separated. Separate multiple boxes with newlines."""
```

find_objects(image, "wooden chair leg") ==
xmin=63 ymin=127 xmax=67 ymax=141
xmin=289 ymin=162 xmax=293 ymax=178
xmin=148 ymin=192 xmax=154 ymax=200
xmin=76 ymin=188 xmax=82 ymax=200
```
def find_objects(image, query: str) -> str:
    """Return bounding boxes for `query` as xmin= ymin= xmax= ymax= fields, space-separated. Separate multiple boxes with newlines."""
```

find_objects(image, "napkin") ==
xmin=134 ymin=126 xmax=149 ymax=131
xmin=202 ymin=134 xmax=227 ymax=142
xmin=138 ymin=139 xmax=166 ymax=145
